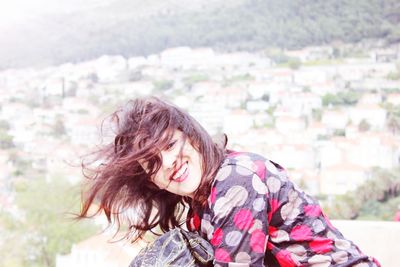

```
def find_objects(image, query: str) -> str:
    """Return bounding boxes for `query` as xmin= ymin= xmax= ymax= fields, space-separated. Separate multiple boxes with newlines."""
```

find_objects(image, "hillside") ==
xmin=1 ymin=0 xmax=399 ymax=69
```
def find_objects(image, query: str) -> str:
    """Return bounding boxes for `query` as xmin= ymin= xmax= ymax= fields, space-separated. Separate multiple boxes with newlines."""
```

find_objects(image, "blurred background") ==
xmin=0 ymin=0 xmax=399 ymax=266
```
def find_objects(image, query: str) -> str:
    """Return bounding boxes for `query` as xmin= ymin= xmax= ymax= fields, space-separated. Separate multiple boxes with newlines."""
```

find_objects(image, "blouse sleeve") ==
xmin=204 ymin=163 xmax=269 ymax=267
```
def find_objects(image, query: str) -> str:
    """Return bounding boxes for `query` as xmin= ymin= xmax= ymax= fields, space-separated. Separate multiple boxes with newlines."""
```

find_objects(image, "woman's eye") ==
xmin=166 ymin=140 xmax=176 ymax=150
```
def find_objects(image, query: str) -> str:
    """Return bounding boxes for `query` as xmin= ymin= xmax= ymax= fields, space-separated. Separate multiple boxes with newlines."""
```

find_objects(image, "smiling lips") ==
xmin=170 ymin=162 xmax=189 ymax=182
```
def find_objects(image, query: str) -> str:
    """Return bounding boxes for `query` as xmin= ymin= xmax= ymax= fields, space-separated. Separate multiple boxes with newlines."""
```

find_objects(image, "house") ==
xmin=92 ymin=55 xmax=129 ymax=83
xmin=287 ymin=168 xmax=320 ymax=195
xmin=219 ymin=86 xmax=248 ymax=109
xmin=128 ymin=56 xmax=148 ymax=70
xmin=56 ymin=232 xmax=144 ymax=267
xmin=189 ymin=102 xmax=226 ymax=136
xmin=269 ymin=143 xmax=315 ymax=169
xmin=172 ymin=95 xmax=194 ymax=110
xmin=0 ymin=158 xmax=13 ymax=185
xmin=215 ymin=51 xmax=271 ymax=69
xmin=321 ymin=109 xmax=350 ymax=130
xmin=280 ymin=92 xmax=323 ymax=116
xmin=0 ymin=102 xmax=31 ymax=121
xmin=160 ymin=47 xmax=216 ymax=69
xmin=66 ymin=116 xmax=100 ymax=146
xmin=33 ymin=107 xmax=61 ymax=125
xmin=40 ymin=77 xmax=65 ymax=98
xmin=335 ymin=65 xmax=365 ymax=82
xmin=317 ymin=139 xmax=347 ymax=168
xmin=249 ymin=128 xmax=285 ymax=147
xmin=309 ymin=81 xmax=338 ymax=95
xmin=370 ymin=48 xmax=399 ymax=62
xmin=358 ymin=93 xmax=383 ymax=105
xmin=268 ymin=68 xmax=293 ymax=83
xmin=246 ymin=100 xmax=270 ymax=113
xmin=117 ymin=81 xmax=154 ymax=97
xmin=9 ymin=125 xmax=36 ymax=150
xmin=23 ymin=138 xmax=62 ymax=172
xmin=269 ymin=89 xmax=290 ymax=106
xmin=319 ymin=163 xmax=367 ymax=195
xmin=226 ymin=129 xmax=277 ymax=157
xmin=386 ymin=93 xmax=400 ymax=106
xmin=307 ymin=122 xmax=329 ymax=140
xmin=223 ymin=109 xmax=254 ymax=135
xmin=293 ymin=68 xmax=330 ymax=86
xmin=349 ymin=104 xmax=387 ymax=130
xmin=285 ymin=49 xmax=310 ymax=62
xmin=350 ymin=78 xmax=399 ymax=92
xmin=46 ymin=143 xmax=87 ymax=184
xmin=62 ymin=97 xmax=101 ymax=116
xmin=275 ymin=115 xmax=307 ymax=134
xmin=247 ymin=68 xmax=273 ymax=81
xmin=349 ymin=132 xmax=400 ymax=168
xmin=286 ymin=46 xmax=333 ymax=62
xmin=190 ymin=82 xmax=221 ymax=98
xmin=246 ymin=81 xmax=271 ymax=100
xmin=249 ymin=82 xmax=286 ymax=102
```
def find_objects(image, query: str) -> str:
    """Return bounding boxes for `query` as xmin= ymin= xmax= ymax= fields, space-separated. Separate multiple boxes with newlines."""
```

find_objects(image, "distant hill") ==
xmin=1 ymin=0 xmax=399 ymax=69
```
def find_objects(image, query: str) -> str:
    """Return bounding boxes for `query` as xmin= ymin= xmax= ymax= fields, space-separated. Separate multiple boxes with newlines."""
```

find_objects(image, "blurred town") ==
xmin=0 ymin=43 xmax=400 ymax=267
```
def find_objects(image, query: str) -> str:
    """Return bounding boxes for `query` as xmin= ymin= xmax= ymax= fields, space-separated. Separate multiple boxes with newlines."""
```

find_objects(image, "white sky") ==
xmin=0 ymin=0 xmax=110 ymax=24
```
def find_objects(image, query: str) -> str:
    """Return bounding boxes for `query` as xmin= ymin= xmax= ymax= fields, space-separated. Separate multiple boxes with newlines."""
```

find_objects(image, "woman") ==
xmin=79 ymin=97 xmax=380 ymax=267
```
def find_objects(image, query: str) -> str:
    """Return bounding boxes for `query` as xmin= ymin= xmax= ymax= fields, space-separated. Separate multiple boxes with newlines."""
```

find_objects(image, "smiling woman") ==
xmin=78 ymin=97 xmax=224 ymax=242
xmin=78 ymin=97 xmax=381 ymax=267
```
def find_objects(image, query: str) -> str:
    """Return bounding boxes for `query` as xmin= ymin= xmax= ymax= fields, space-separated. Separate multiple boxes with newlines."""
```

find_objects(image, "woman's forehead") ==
xmin=136 ymin=129 xmax=185 ymax=155
xmin=155 ymin=129 xmax=184 ymax=142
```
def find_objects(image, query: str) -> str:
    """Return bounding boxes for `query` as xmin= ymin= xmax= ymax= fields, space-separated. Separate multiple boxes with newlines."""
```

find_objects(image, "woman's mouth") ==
xmin=170 ymin=162 xmax=189 ymax=182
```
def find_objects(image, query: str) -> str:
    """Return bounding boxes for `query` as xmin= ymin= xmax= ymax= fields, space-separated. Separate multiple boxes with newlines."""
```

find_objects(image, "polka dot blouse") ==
xmin=187 ymin=152 xmax=381 ymax=267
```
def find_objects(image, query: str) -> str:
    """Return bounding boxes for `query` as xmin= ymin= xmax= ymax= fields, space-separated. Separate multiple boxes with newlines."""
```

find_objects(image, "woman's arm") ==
xmin=203 ymin=164 xmax=269 ymax=267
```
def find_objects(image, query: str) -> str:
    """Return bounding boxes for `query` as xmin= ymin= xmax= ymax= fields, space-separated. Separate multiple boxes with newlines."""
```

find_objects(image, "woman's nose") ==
xmin=161 ymin=151 xmax=177 ymax=170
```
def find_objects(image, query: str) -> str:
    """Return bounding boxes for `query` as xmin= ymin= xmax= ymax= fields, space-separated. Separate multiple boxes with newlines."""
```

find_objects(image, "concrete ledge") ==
xmin=332 ymin=220 xmax=400 ymax=267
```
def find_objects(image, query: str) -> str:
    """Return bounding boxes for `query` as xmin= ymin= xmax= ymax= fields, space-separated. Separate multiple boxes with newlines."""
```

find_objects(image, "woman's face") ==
xmin=141 ymin=130 xmax=203 ymax=198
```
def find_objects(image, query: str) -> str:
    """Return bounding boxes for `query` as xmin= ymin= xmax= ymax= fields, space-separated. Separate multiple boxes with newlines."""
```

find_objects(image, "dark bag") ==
xmin=129 ymin=228 xmax=214 ymax=267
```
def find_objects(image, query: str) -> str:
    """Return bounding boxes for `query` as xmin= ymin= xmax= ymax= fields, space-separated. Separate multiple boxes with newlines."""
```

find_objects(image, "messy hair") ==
xmin=78 ymin=97 xmax=225 ymax=241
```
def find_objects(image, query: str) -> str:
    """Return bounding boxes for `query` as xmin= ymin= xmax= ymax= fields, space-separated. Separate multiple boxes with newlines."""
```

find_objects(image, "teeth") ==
xmin=173 ymin=162 xmax=188 ymax=180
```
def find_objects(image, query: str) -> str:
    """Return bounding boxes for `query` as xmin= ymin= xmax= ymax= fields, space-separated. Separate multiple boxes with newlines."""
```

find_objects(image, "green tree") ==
xmin=322 ymin=93 xmax=342 ymax=106
xmin=325 ymin=167 xmax=400 ymax=220
xmin=0 ymin=176 xmax=99 ymax=267
xmin=53 ymin=118 xmax=66 ymax=137
xmin=0 ymin=120 xmax=10 ymax=131
xmin=0 ymin=131 xmax=14 ymax=149
xmin=322 ymin=91 xmax=360 ymax=107
xmin=358 ymin=119 xmax=371 ymax=132
xmin=388 ymin=115 xmax=400 ymax=135
xmin=183 ymin=74 xmax=209 ymax=87
xmin=288 ymin=58 xmax=301 ymax=70
xmin=153 ymin=80 xmax=173 ymax=91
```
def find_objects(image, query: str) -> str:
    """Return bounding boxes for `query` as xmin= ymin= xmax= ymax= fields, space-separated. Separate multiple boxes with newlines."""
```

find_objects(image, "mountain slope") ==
xmin=1 ymin=0 xmax=399 ymax=69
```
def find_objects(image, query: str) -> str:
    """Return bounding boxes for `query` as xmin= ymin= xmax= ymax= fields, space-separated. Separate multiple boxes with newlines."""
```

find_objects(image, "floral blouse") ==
xmin=187 ymin=152 xmax=380 ymax=267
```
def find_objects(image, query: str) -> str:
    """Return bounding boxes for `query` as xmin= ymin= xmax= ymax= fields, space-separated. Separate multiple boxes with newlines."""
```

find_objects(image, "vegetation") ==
xmin=0 ymin=176 xmax=99 ymax=267
xmin=183 ymin=74 xmax=210 ymax=87
xmin=358 ymin=119 xmax=371 ymax=132
xmin=153 ymin=80 xmax=174 ymax=91
xmin=0 ymin=131 xmax=14 ymax=149
xmin=224 ymin=73 xmax=255 ymax=85
xmin=322 ymin=91 xmax=361 ymax=106
xmin=383 ymin=103 xmax=400 ymax=134
xmin=1 ymin=0 xmax=400 ymax=69
xmin=324 ymin=167 xmax=400 ymax=220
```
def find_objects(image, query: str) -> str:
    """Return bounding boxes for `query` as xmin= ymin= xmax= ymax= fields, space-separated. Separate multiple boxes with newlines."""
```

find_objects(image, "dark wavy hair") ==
xmin=78 ymin=97 xmax=226 ymax=241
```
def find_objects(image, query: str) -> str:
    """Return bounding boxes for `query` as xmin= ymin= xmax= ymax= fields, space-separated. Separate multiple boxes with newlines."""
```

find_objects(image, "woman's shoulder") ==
xmin=220 ymin=151 xmax=286 ymax=179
